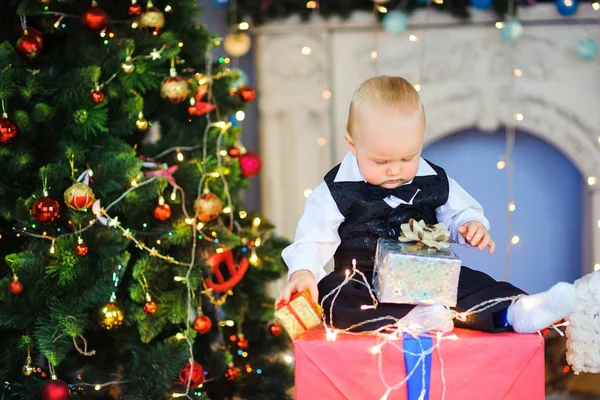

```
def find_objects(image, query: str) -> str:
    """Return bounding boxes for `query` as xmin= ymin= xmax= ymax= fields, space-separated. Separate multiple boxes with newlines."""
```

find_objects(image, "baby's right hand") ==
xmin=276 ymin=270 xmax=319 ymax=307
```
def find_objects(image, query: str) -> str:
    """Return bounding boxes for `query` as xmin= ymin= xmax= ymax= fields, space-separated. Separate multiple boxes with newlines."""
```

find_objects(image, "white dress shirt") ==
xmin=282 ymin=152 xmax=490 ymax=281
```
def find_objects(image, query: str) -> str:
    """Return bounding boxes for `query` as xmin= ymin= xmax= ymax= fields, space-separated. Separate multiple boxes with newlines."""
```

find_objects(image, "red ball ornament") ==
xmin=32 ymin=197 xmax=60 ymax=223
xmin=239 ymin=151 xmax=262 ymax=178
xmin=8 ymin=275 xmax=23 ymax=295
xmin=194 ymin=192 xmax=223 ymax=222
xmin=161 ymin=75 xmax=189 ymax=104
xmin=0 ymin=117 xmax=18 ymax=144
xmin=193 ymin=315 xmax=212 ymax=334
xmin=91 ymin=89 xmax=105 ymax=104
xmin=269 ymin=323 xmax=282 ymax=336
xmin=179 ymin=362 xmax=205 ymax=387
xmin=81 ymin=4 xmax=109 ymax=32
xmin=128 ymin=3 xmax=142 ymax=15
xmin=16 ymin=33 xmax=43 ymax=59
xmin=238 ymin=86 xmax=256 ymax=102
xmin=75 ymin=243 xmax=88 ymax=257
xmin=64 ymin=182 xmax=95 ymax=211
xmin=228 ymin=147 xmax=241 ymax=158
xmin=153 ymin=203 xmax=171 ymax=221
xmin=40 ymin=379 xmax=70 ymax=400
xmin=237 ymin=338 xmax=249 ymax=350
xmin=143 ymin=300 xmax=157 ymax=314
xmin=225 ymin=366 xmax=239 ymax=381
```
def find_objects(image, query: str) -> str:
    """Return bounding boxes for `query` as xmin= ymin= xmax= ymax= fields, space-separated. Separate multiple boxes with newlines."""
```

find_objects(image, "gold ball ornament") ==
xmin=139 ymin=4 xmax=165 ymax=32
xmin=194 ymin=192 xmax=223 ymax=222
xmin=121 ymin=56 xmax=135 ymax=74
xmin=98 ymin=302 xmax=124 ymax=330
xmin=223 ymin=32 xmax=252 ymax=57
xmin=64 ymin=182 xmax=95 ymax=211
xmin=136 ymin=112 xmax=149 ymax=131
xmin=160 ymin=69 xmax=189 ymax=104
xmin=22 ymin=362 xmax=35 ymax=376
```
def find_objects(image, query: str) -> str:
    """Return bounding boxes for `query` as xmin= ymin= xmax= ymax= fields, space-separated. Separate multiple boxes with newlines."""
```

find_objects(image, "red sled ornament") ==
xmin=204 ymin=250 xmax=249 ymax=293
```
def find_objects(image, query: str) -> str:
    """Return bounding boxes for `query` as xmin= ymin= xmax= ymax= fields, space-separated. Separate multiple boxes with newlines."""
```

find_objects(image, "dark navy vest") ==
xmin=324 ymin=159 xmax=449 ymax=272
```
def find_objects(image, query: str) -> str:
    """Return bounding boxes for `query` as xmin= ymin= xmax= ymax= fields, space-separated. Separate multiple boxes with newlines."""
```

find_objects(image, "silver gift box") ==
xmin=373 ymin=238 xmax=461 ymax=307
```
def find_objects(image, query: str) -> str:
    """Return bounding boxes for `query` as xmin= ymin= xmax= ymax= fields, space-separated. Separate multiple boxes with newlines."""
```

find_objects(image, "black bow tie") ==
xmin=365 ymin=182 xmax=419 ymax=202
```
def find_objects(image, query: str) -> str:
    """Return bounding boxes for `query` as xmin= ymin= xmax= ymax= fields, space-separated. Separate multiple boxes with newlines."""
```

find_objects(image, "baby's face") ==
xmin=346 ymin=106 xmax=424 ymax=189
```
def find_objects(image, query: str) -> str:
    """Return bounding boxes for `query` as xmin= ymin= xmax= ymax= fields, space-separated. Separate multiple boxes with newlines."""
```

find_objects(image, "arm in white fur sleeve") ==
xmin=281 ymin=181 xmax=344 ymax=282
xmin=435 ymin=176 xmax=490 ymax=246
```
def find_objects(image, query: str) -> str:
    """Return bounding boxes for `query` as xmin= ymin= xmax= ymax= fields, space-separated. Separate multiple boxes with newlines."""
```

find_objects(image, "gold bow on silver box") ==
xmin=399 ymin=219 xmax=451 ymax=251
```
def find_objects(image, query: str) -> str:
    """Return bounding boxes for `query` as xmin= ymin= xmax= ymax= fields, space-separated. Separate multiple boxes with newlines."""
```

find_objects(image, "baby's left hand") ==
xmin=457 ymin=221 xmax=495 ymax=254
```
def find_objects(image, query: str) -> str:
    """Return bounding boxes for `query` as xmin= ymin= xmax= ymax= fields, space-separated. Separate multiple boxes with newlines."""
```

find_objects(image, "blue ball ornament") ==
xmin=576 ymin=38 xmax=598 ymax=61
xmin=229 ymin=114 xmax=240 ymax=127
xmin=213 ymin=0 xmax=229 ymax=7
xmin=499 ymin=19 xmax=523 ymax=41
xmin=230 ymin=69 xmax=249 ymax=88
xmin=555 ymin=0 xmax=578 ymax=16
xmin=470 ymin=0 xmax=493 ymax=9
xmin=381 ymin=11 xmax=408 ymax=35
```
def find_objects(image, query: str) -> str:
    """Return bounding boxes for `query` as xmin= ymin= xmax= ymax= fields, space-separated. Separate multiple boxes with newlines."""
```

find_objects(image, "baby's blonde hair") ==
xmin=346 ymin=76 xmax=424 ymax=136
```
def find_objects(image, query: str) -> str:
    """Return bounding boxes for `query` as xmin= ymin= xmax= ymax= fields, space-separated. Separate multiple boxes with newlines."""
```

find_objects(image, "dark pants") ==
xmin=318 ymin=266 xmax=527 ymax=333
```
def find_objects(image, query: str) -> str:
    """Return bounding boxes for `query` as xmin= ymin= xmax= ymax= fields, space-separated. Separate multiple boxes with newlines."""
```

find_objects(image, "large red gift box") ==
xmin=294 ymin=327 xmax=544 ymax=400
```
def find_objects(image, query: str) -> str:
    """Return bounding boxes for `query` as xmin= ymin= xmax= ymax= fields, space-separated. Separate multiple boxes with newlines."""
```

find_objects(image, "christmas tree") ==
xmin=0 ymin=1 xmax=292 ymax=399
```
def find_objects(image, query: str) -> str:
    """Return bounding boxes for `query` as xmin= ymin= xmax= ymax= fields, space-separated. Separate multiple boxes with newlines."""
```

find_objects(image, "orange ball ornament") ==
xmin=225 ymin=366 xmax=239 ymax=381
xmin=193 ymin=315 xmax=212 ymax=334
xmin=238 ymin=86 xmax=256 ymax=102
xmin=91 ymin=89 xmax=105 ymax=104
xmin=75 ymin=243 xmax=88 ymax=257
xmin=153 ymin=203 xmax=171 ymax=221
xmin=269 ymin=323 xmax=282 ymax=336
xmin=194 ymin=192 xmax=223 ymax=222
xmin=128 ymin=2 xmax=142 ymax=15
xmin=143 ymin=301 xmax=157 ymax=314
xmin=237 ymin=337 xmax=249 ymax=350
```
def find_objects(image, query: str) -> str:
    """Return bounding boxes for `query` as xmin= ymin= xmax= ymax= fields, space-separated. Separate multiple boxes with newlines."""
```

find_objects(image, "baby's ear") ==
xmin=344 ymin=134 xmax=357 ymax=155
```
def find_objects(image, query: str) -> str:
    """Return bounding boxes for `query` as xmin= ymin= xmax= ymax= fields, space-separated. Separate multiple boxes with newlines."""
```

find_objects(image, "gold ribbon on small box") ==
xmin=399 ymin=218 xmax=451 ymax=251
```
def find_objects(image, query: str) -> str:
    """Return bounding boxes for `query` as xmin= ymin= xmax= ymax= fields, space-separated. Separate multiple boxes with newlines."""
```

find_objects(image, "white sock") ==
xmin=400 ymin=304 xmax=454 ymax=333
xmin=507 ymin=282 xmax=577 ymax=333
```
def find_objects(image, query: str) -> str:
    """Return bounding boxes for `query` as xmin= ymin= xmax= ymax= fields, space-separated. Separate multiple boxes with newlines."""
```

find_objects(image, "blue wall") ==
xmin=423 ymin=129 xmax=582 ymax=294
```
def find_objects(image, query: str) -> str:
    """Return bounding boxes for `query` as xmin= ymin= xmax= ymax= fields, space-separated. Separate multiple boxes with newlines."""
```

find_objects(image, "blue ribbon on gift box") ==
xmin=403 ymin=334 xmax=433 ymax=400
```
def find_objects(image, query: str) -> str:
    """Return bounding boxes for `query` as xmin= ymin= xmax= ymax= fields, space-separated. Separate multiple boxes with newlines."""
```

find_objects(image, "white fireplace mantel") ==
xmin=254 ymin=5 xmax=600 ymax=277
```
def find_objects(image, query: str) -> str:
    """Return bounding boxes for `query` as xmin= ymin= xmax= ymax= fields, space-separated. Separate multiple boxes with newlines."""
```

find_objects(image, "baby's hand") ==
xmin=276 ymin=270 xmax=319 ymax=307
xmin=457 ymin=221 xmax=496 ymax=254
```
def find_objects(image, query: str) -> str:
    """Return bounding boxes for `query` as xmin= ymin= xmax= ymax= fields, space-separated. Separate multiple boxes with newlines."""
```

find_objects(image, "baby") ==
xmin=277 ymin=75 xmax=577 ymax=334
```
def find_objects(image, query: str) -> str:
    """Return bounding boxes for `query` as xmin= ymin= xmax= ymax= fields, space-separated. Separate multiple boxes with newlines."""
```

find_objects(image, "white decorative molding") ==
xmin=255 ymin=5 xmax=600 ymax=281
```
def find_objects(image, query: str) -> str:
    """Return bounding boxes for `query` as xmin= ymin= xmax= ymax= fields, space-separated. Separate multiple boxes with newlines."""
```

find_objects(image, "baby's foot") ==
xmin=400 ymin=304 xmax=454 ymax=333
xmin=507 ymin=282 xmax=577 ymax=333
